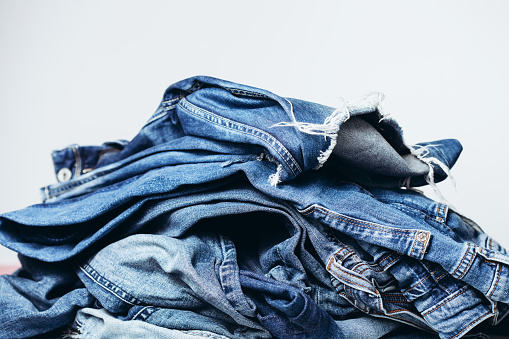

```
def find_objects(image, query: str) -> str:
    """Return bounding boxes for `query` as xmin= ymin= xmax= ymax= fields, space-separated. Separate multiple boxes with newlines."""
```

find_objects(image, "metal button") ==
xmin=416 ymin=232 xmax=428 ymax=242
xmin=57 ymin=168 xmax=72 ymax=183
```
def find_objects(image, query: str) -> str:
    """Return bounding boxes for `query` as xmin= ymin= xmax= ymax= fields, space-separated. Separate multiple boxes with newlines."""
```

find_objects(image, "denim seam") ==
xmin=379 ymin=253 xmax=402 ymax=270
xmin=342 ymin=288 xmax=370 ymax=313
xmin=178 ymin=98 xmax=302 ymax=177
xmin=131 ymin=306 xmax=157 ymax=321
xmin=185 ymin=80 xmax=203 ymax=94
xmin=44 ymin=143 xmax=186 ymax=198
xmin=452 ymin=246 xmax=471 ymax=278
xmin=421 ymin=286 xmax=468 ymax=317
xmin=179 ymin=98 xmax=301 ymax=176
xmin=339 ymin=248 xmax=383 ymax=274
xmin=162 ymin=97 xmax=181 ymax=105
xmin=434 ymin=271 xmax=452 ymax=294
xmin=435 ymin=203 xmax=442 ymax=221
xmin=380 ymin=298 xmax=410 ymax=304
xmin=354 ymin=262 xmax=385 ymax=275
xmin=403 ymin=274 xmax=433 ymax=295
xmin=409 ymin=237 xmax=418 ymax=259
xmin=218 ymin=234 xmax=256 ymax=315
xmin=487 ymin=263 xmax=502 ymax=299
xmin=435 ymin=203 xmax=448 ymax=223
xmin=437 ymin=282 xmax=451 ymax=295
xmin=456 ymin=245 xmax=477 ymax=280
xmin=374 ymin=290 xmax=428 ymax=328
xmin=339 ymin=289 xmax=429 ymax=330
xmin=390 ymin=203 xmax=457 ymax=237
xmin=146 ymin=94 xmax=184 ymax=126
xmin=44 ymin=174 xmax=138 ymax=202
xmin=303 ymin=206 xmax=430 ymax=259
xmin=450 ymin=311 xmax=494 ymax=339
xmin=302 ymin=206 xmax=416 ymax=238
xmin=79 ymin=264 xmax=142 ymax=306
xmin=44 ymin=166 xmax=123 ymax=199
xmin=145 ymin=109 xmax=172 ymax=125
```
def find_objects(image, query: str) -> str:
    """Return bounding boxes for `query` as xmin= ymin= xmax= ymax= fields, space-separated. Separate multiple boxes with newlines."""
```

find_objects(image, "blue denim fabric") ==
xmin=0 ymin=76 xmax=461 ymax=261
xmin=72 ymin=190 xmax=407 ymax=339
xmin=72 ymin=307 xmax=231 ymax=339
xmin=303 ymin=216 xmax=501 ymax=339
xmin=266 ymin=171 xmax=509 ymax=307
xmin=239 ymin=270 xmax=406 ymax=339
xmin=367 ymin=188 xmax=509 ymax=314
xmin=238 ymin=270 xmax=341 ymax=338
xmin=0 ymin=256 xmax=95 ymax=338
xmin=76 ymin=232 xmax=270 ymax=339
xmin=0 ymin=76 xmax=497 ymax=338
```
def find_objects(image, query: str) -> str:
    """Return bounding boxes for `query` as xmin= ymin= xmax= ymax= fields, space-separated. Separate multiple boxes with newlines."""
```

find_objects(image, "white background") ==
xmin=1 ymin=1 xmax=508 ymax=265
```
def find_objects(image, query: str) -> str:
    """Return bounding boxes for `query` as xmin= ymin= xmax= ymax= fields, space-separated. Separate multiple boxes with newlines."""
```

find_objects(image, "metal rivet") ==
xmin=417 ymin=232 xmax=428 ymax=242
xmin=57 ymin=168 xmax=72 ymax=183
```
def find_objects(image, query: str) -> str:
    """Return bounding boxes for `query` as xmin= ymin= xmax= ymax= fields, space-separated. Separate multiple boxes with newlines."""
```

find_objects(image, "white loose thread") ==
xmin=272 ymin=93 xmax=386 ymax=170
xmin=268 ymin=163 xmax=283 ymax=187
xmin=272 ymin=99 xmax=349 ymax=171
xmin=409 ymin=144 xmax=456 ymax=203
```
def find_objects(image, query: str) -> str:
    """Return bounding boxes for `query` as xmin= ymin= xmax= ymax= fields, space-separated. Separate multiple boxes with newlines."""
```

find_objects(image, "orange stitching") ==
xmin=435 ymin=271 xmax=448 ymax=281
xmin=403 ymin=274 xmax=432 ymax=294
xmin=380 ymin=254 xmax=402 ymax=269
xmin=422 ymin=288 xmax=468 ymax=316
xmin=452 ymin=246 xmax=470 ymax=277
xmin=450 ymin=311 xmax=493 ymax=339
xmin=304 ymin=206 xmax=415 ymax=239
xmin=458 ymin=246 xmax=477 ymax=279
xmin=488 ymin=264 xmax=501 ymax=298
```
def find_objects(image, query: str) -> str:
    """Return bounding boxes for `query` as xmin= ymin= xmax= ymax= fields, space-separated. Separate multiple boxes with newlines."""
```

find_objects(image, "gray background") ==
xmin=1 ymin=0 xmax=508 ymax=265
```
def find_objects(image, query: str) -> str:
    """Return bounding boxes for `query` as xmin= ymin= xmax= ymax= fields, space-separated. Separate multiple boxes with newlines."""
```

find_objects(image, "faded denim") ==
xmin=72 ymin=307 xmax=231 ymax=339
xmin=0 ymin=76 xmax=503 ymax=339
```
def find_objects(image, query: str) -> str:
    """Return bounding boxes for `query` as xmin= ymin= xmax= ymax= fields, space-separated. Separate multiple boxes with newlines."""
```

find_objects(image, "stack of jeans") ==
xmin=1 ymin=76 xmax=508 ymax=339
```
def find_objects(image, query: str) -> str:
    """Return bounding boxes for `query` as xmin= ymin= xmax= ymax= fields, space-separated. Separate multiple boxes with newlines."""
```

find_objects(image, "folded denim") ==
xmin=75 ymin=231 xmax=270 ymax=338
xmin=35 ymin=76 xmax=462 ymax=205
xmin=71 ymin=199 xmax=408 ymax=339
xmin=0 ymin=76 xmax=504 ymax=339
xmin=0 ymin=255 xmax=95 ymax=339
xmin=304 ymin=217 xmax=504 ymax=339
xmin=0 ymin=76 xmax=461 ymax=262
xmin=367 ymin=188 xmax=509 ymax=304
xmin=71 ymin=307 xmax=231 ymax=339
xmin=238 ymin=270 xmax=343 ymax=338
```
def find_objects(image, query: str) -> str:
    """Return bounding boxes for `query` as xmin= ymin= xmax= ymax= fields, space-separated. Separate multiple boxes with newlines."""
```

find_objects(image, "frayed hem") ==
xmin=409 ymin=144 xmax=457 ymax=205
xmin=272 ymin=92 xmax=386 ymax=170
